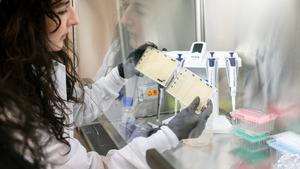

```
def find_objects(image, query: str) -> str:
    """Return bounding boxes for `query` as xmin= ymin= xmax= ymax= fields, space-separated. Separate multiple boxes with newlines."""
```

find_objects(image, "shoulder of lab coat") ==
xmin=45 ymin=126 xmax=178 ymax=169
xmin=72 ymin=67 xmax=126 ymax=126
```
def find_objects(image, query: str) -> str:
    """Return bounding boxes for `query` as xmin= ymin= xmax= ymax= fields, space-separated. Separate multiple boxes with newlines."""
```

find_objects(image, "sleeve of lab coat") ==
xmin=72 ymin=67 xmax=126 ymax=126
xmin=105 ymin=126 xmax=179 ymax=169
xmin=46 ymin=126 xmax=179 ymax=169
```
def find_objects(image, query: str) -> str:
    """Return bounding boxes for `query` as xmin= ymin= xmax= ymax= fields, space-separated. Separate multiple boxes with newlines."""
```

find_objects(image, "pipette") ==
xmin=226 ymin=52 xmax=237 ymax=112
xmin=156 ymin=85 xmax=164 ymax=122
xmin=207 ymin=52 xmax=218 ymax=86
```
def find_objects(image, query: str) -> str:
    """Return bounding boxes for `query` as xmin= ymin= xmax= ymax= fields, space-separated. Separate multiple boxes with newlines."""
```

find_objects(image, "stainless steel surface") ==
xmin=98 ymin=115 xmax=127 ymax=148
xmin=81 ymin=111 xmax=274 ymax=168
xmin=81 ymin=102 xmax=174 ymax=150
xmin=80 ymin=122 xmax=119 ymax=155
xmin=162 ymin=134 xmax=273 ymax=169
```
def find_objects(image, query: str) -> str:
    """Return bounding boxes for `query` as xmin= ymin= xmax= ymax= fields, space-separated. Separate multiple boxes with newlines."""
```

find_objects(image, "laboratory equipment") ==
xmin=232 ymin=128 xmax=270 ymax=161
xmin=133 ymin=78 xmax=160 ymax=118
xmin=165 ymin=42 xmax=242 ymax=133
xmin=273 ymin=154 xmax=300 ymax=169
xmin=225 ymin=52 xmax=238 ymax=112
xmin=231 ymin=108 xmax=276 ymax=164
xmin=164 ymin=42 xmax=207 ymax=68
xmin=156 ymin=85 xmax=164 ymax=122
xmin=183 ymin=41 xmax=207 ymax=68
xmin=231 ymin=146 xmax=270 ymax=165
xmin=137 ymin=84 xmax=159 ymax=102
xmin=205 ymin=51 xmax=231 ymax=134
xmin=121 ymin=96 xmax=135 ymax=140
xmin=137 ymin=47 xmax=214 ymax=113
xmin=235 ymin=138 xmax=268 ymax=153
xmin=233 ymin=108 xmax=277 ymax=135
xmin=267 ymin=131 xmax=300 ymax=168
xmin=207 ymin=52 xmax=218 ymax=86
xmin=267 ymin=131 xmax=300 ymax=155
xmin=232 ymin=128 xmax=270 ymax=143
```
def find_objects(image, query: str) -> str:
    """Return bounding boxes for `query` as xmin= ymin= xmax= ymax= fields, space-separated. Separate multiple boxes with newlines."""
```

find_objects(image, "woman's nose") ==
xmin=68 ymin=6 xmax=79 ymax=26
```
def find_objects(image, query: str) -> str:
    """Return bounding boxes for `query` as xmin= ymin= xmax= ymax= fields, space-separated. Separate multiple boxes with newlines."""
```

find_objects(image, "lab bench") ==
xmin=79 ymin=103 xmax=275 ymax=169
xmin=161 ymin=133 xmax=273 ymax=169
xmin=79 ymin=101 xmax=173 ymax=154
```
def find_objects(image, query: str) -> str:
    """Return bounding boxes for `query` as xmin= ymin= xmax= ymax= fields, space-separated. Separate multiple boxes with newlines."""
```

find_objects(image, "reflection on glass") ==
xmin=206 ymin=0 xmax=300 ymax=124
xmin=91 ymin=0 xmax=196 ymax=144
xmin=76 ymin=0 xmax=300 ymax=168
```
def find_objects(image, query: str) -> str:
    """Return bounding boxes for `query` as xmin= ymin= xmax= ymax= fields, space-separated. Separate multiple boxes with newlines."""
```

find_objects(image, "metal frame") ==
xmin=195 ymin=0 xmax=206 ymax=42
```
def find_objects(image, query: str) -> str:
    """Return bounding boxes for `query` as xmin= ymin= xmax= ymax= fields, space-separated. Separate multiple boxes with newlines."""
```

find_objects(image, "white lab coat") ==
xmin=43 ymin=61 xmax=179 ymax=169
xmin=95 ymin=40 xmax=159 ymax=118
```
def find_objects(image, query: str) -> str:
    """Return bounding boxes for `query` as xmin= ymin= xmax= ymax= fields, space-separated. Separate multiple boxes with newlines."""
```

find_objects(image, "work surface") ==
xmin=162 ymin=133 xmax=273 ymax=169
xmin=81 ymin=102 xmax=275 ymax=169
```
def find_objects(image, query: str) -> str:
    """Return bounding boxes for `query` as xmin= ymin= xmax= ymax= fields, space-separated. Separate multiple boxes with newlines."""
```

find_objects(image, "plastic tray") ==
xmin=267 ymin=131 xmax=300 ymax=155
xmin=232 ymin=128 xmax=270 ymax=143
xmin=233 ymin=108 xmax=277 ymax=135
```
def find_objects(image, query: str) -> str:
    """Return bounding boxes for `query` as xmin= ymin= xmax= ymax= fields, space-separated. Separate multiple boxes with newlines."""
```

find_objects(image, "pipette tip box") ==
xmin=231 ymin=146 xmax=270 ymax=164
xmin=235 ymin=138 xmax=268 ymax=153
xmin=232 ymin=128 xmax=270 ymax=143
xmin=267 ymin=131 xmax=300 ymax=154
xmin=233 ymin=108 xmax=277 ymax=135
xmin=232 ymin=128 xmax=269 ymax=156
xmin=267 ymin=131 xmax=300 ymax=165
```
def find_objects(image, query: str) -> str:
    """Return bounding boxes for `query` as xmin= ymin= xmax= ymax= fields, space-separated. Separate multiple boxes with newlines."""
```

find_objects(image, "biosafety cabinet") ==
xmin=72 ymin=0 xmax=300 ymax=168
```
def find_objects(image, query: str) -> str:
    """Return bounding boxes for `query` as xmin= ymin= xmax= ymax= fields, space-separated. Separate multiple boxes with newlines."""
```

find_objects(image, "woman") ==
xmin=0 ymin=0 xmax=212 ymax=168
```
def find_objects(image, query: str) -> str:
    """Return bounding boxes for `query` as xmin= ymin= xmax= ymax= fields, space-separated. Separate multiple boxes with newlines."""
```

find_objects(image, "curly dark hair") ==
xmin=0 ymin=0 xmax=83 ymax=152
xmin=0 ymin=88 xmax=44 ymax=168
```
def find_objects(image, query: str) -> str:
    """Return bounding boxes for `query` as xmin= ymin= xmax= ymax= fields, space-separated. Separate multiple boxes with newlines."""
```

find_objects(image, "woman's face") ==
xmin=120 ymin=0 xmax=146 ymax=48
xmin=46 ymin=1 xmax=79 ymax=51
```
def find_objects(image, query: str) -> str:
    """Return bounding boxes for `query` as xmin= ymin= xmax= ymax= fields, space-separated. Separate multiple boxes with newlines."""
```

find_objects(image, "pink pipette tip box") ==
xmin=233 ymin=108 xmax=278 ymax=135
xmin=234 ymin=108 xmax=277 ymax=124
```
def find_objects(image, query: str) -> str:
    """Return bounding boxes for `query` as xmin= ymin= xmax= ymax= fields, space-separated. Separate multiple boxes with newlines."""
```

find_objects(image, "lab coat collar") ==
xmin=52 ymin=60 xmax=67 ymax=100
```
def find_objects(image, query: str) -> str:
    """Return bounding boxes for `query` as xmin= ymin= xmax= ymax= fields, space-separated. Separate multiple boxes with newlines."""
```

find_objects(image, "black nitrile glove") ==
xmin=167 ymin=97 xmax=213 ymax=140
xmin=189 ymin=100 xmax=213 ymax=138
xmin=118 ymin=42 xmax=158 ymax=79
xmin=128 ymin=122 xmax=153 ymax=141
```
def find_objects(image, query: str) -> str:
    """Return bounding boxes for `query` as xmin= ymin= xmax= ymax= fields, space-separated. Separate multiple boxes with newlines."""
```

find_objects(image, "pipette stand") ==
xmin=209 ymin=51 xmax=241 ymax=133
xmin=167 ymin=50 xmax=241 ymax=133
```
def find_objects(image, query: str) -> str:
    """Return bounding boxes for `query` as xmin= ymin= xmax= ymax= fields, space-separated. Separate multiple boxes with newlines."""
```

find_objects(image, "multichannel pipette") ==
xmin=226 ymin=52 xmax=238 ymax=112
